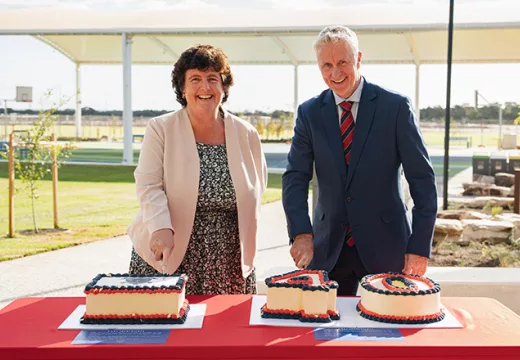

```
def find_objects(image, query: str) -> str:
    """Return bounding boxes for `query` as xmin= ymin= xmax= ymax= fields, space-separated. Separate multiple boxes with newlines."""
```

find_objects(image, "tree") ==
xmin=513 ymin=105 xmax=520 ymax=129
xmin=451 ymin=105 xmax=466 ymax=121
xmin=255 ymin=117 xmax=265 ymax=138
xmin=276 ymin=114 xmax=287 ymax=139
xmin=266 ymin=120 xmax=277 ymax=140
xmin=14 ymin=92 xmax=73 ymax=233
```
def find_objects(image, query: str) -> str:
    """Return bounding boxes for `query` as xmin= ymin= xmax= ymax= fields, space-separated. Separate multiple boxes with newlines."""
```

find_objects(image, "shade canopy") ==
xmin=1 ymin=4 xmax=520 ymax=65
xmin=2 ymin=3 xmax=519 ymax=167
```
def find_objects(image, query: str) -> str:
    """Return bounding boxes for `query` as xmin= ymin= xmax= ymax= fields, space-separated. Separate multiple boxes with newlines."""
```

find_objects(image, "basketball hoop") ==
xmin=16 ymin=86 xmax=32 ymax=103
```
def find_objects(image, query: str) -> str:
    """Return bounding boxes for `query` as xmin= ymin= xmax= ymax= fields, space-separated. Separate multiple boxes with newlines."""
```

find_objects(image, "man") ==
xmin=282 ymin=26 xmax=437 ymax=296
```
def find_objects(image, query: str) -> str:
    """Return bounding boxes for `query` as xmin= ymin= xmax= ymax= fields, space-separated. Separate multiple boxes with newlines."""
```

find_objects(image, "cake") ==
xmin=261 ymin=269 xmax=339 ymax=323
xmin=80 ymin=273 xmax=189 ymax=324
xmin=357 ymin=272 xmax=445 ymax=324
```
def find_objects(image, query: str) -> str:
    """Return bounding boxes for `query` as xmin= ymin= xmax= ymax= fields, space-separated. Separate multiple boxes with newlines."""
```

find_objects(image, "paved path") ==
xmin=0 ymin=200 xmax=295 ymax=310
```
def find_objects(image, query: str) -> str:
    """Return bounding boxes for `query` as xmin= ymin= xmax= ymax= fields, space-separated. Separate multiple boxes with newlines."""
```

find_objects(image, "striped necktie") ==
xmin=340 ymin=100 xmax=355 ymax=247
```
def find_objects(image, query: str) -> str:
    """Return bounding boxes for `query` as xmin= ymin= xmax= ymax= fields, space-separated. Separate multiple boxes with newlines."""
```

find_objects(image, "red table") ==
xmin=1 ymin=296 xmax=519 ymax=360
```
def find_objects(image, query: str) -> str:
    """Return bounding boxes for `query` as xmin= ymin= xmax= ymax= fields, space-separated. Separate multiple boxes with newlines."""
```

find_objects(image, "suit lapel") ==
xmin=321 ymin=90 xmax=347 ymax=183
xmin=345 ymin=80 xmax=377 ymax=189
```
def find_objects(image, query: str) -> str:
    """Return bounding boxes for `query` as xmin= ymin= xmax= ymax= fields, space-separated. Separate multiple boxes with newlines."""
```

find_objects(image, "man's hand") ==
xmin=290 ymin=233 xmax=314 ymax=269
xmin=150 ymin=229 xmax=174 ymax=269
xmin=402 ymin=253 xmax=428 ymax=276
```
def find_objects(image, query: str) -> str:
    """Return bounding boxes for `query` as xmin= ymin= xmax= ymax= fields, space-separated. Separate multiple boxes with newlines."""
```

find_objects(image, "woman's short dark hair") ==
xmin=171 ymin=44 xmax=234 ymax=107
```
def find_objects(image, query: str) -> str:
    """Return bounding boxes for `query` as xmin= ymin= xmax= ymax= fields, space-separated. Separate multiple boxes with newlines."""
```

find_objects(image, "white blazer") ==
xmin=127 ymin=108 xmax=267 ymax=278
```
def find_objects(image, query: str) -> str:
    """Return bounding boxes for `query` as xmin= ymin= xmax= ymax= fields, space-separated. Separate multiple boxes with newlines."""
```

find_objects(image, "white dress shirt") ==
xmin=333 ymin=77 xmax=365 ymax=125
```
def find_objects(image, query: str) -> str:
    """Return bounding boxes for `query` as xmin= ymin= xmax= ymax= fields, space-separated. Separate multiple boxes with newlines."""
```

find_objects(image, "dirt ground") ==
xmin=429 ymin=241 xmax=520 ymax=267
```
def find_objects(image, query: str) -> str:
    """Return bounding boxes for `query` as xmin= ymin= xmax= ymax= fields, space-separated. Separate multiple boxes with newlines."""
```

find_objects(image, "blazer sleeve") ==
xmin=134 ymin=118 xmax=174 ymax=235
xmin=249 ymin=128 xmax=267 ymax=194
xmin=282 ymin=104 xmax=314 ymax=242
xmin=396 ymin=97 xmax=438 ymax=258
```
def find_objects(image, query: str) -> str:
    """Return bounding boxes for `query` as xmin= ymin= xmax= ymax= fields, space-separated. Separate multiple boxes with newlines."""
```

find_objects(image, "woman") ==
xmin=127 ymin=44 xmax=267 ymax=295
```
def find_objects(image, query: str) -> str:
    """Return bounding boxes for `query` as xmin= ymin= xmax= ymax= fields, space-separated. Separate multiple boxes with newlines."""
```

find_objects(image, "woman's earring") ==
xmin=182 ymin=93 xmax=185 ymax=99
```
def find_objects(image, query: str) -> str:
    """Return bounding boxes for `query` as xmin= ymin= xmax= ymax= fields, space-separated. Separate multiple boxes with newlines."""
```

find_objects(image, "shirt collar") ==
xmin=333 ymin=77 xmax=364 ymax=106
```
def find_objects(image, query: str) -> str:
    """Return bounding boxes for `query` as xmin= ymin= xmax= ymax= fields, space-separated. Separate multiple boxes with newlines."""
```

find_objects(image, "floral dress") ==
xmin=129 ymin=142 xmax=256 ymax=295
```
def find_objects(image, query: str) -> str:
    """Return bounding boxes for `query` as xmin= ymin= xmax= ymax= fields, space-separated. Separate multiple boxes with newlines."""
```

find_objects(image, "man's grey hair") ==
xmin=313 ymin=25 xmax=360 ymax=63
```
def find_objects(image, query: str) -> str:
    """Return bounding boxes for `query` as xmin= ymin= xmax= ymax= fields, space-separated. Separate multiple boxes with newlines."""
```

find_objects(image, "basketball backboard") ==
xmin=16 ymin=86 xmax=32 ymax=102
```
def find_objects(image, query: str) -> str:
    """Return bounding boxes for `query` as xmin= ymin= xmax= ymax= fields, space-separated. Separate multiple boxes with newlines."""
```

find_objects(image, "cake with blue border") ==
xmin=81 ymin=273 xmax=189 ymax=324
xmin=357 ymin=272 xmax=444 ymax=324
xmin=261 ymin=269 xmax=340 ymax=323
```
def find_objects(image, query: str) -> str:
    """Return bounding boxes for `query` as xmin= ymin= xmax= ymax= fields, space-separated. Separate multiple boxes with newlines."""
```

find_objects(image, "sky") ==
xmin=1 ymin=0 xmax=520 ymax=113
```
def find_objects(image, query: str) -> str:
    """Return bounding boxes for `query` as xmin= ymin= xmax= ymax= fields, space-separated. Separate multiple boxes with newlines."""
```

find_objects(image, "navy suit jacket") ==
xmin=282 ymin=79 xmax=438 ymax=274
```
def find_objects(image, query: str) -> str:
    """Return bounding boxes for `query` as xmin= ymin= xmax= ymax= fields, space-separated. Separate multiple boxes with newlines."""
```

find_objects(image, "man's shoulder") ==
xmin=367 ymin=80 xmax=409 ymax=104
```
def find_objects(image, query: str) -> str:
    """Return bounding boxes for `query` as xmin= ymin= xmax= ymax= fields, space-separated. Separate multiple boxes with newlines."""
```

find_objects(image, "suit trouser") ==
xmin=328 ymin=242 xmax=368 ymax=296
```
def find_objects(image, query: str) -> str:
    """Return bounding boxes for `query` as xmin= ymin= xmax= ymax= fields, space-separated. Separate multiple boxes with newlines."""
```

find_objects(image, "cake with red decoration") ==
xmin=261 ymin=269 xmax=339 ymax=323
xmin=357 ymin=272 xmax=444 ymax=324
xmin=80 ymin=273 xmax=189 ymax=324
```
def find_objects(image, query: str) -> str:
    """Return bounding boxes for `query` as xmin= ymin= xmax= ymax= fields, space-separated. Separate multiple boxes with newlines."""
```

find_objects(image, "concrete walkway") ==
xmin=0 ymin=200 xmax=295 ymax=310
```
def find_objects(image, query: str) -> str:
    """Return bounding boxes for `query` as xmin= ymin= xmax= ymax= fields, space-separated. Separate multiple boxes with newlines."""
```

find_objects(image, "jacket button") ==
xmin=346 ymin=197 xmax=352 ymax=202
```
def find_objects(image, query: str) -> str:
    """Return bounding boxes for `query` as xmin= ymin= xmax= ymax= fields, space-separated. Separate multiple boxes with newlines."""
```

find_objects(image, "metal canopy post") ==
xmin=293 ymin=64 xmax=298 ymax=125
xmin=122 ymin=33 xmax=133 ymax=164
xmin=75 ymin=63 xmax=82 ymax=138
xmin=406 ymin=33 xmax=421 ymax=124
xmin=415 ymin=64 xmax=420 ymax=123
xmin=443 ymin=0 xmax=455 ymax=210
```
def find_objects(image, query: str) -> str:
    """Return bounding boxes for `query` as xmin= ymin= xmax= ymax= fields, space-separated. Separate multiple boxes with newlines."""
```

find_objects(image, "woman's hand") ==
xmin=149 ymin=229 xmax=174 ymax=269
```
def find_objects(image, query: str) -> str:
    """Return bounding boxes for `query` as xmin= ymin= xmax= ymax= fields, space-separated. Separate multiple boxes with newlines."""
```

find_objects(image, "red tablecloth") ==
xmin=0 ymin=296 xmax=519 ymax=360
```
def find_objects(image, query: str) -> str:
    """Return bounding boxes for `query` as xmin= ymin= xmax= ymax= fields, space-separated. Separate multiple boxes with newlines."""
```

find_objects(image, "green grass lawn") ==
xmin=0 ymin=163 xmax=283 ymax=261
xmin=0 ymin=162 xmax=284 ymax=185
xmin=432 ymin=161 xmax=472 ymax=178
xmin=68 ymin=149 xmax=140 ymax=163
xmin=0 ymin=179 xmax=139 ymax=261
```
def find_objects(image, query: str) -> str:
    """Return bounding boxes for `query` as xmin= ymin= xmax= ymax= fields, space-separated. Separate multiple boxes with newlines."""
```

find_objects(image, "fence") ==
xmin=2 ymin=114 xmax=516 ymax=146
xmin=0 ymin=114 xmax=296 ymax=142
xmin=0 ymin=114 xmax=150 ymax=141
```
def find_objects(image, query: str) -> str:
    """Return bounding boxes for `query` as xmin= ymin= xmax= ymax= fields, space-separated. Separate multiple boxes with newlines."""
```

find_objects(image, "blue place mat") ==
xmin=314 ymin=327 xmax=404 ymax=341
xmin=72 ymin=329 xmax=170 ymax=345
